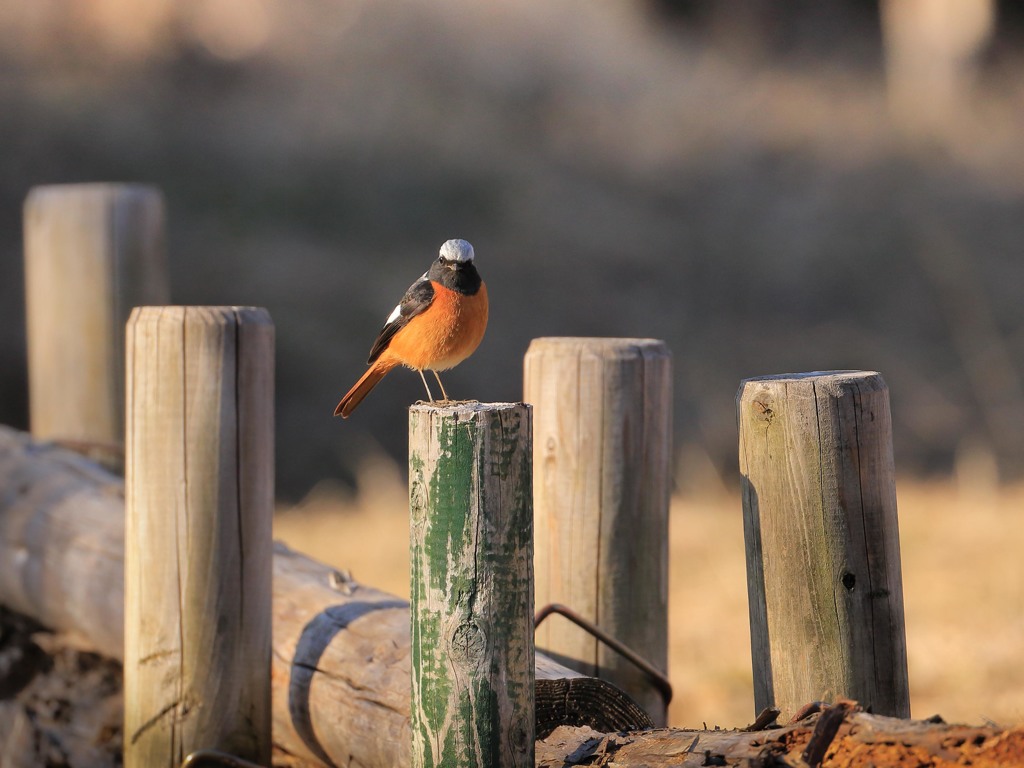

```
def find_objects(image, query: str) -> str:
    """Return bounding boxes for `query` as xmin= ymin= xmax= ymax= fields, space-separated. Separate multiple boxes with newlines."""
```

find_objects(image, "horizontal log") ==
xmin=0 ymin=426 xmax=650 ymax=767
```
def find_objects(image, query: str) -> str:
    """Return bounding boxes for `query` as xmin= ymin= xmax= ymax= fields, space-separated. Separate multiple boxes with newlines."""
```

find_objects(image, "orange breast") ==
xmin=384 ymin=281 xmax=488 ymax=371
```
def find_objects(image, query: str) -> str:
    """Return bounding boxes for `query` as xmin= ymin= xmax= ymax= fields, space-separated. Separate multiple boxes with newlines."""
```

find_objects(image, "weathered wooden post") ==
xmin=24 ymin=183 xmax=167 ymax=468
xmin=409 ymin=402 xmax=535 ymax=768
xmin=737 ymin=370 xmax=909 ymax=721
xmin=523 ymin=337 xmax=671 ymax=724
xmin=124 ymin=306 xmax=274 ymax=767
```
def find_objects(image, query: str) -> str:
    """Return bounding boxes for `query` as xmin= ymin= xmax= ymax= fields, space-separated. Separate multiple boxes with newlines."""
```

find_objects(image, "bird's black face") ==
xmin=430 ymin=255 xmax=482 ymax=295
xmin=438 ymin=255 xmax=465 ymax=271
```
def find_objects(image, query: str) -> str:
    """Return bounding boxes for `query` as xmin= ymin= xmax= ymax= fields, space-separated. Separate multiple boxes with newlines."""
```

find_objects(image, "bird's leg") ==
xmin=432 ymin=370 xmax=450 ymax=402
xmin=417 ymin=369 xmax=435 ymax=402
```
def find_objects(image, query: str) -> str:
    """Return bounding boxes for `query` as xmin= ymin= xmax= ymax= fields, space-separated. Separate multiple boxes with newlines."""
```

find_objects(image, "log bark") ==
xmin=536 ymin=706 xmax=1024 ymax=767
xmin=0 ymin=426 xmax=649 ymax=767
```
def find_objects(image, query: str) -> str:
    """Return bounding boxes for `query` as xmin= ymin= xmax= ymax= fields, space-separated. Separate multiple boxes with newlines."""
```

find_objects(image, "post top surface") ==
xmin=26 ymin=183 xmax=163 ymax=204
xmin=526 ymin=337 xmax=670 ymax=360
xmin=740 ymin=370 xmax=881 ymax=384
xmin=528 ymin=336 xmax=666 ymax=347
xmin=736 ymin=370 xmax=887 ymax=402
xmin=408 ymin=400 xmax=528 ymax=414
xmin=128 ymin=305 xmax=272 ymax=322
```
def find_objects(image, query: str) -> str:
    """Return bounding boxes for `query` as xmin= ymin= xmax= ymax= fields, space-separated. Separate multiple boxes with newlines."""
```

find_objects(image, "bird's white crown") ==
xmin=440 ymin=239 xmax=475 ymax=263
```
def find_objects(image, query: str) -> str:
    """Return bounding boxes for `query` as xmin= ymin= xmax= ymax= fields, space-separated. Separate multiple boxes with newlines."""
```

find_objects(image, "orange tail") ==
xmin=334 ymin=359 xmax=398 ymax=418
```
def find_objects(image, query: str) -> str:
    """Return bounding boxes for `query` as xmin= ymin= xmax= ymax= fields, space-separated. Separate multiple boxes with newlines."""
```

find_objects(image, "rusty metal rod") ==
xmin=534 ymin=602 xmax=673 ymax=707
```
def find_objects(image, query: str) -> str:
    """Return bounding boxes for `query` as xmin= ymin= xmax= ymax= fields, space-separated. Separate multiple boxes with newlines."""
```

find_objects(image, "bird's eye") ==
xmin=438 ymin=256 xmax=450 ymax=265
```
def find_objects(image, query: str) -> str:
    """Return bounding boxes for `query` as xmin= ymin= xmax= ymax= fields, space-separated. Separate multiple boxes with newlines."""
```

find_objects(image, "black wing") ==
xmin=366 ymin=273 xmax=435 ymax=364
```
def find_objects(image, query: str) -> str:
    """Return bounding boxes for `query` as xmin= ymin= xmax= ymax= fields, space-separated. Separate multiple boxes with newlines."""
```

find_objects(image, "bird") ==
xmin=334 ymin=239 xmax=488 ymax=418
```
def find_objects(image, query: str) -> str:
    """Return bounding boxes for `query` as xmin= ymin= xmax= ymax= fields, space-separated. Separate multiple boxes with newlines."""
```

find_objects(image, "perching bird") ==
xmin=333 ymin=239 xmax=488 ymax=418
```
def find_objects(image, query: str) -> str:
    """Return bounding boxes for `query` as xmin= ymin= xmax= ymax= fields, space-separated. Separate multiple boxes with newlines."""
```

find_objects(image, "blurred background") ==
xmin=2 ymin=0 xmax=1023 ymax=730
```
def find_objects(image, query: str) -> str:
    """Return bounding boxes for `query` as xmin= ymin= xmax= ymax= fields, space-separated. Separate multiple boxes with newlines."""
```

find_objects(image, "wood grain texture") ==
xmin=0 ymin=430 xmax=127 ymax=655
xmin=524 ymin=337 xmax=672 ymax=724
xmin=409 ymin=402 xmax=535 ymax=768
xmin=534 ymin=653 xmax=652 ymax=739
xmin=23 ymin=184 xmax=167 ymax=468
xmin=124 ymin=306 xmax=274 ymax=767
xmin=737 ymin=371 xmax=909 ymax=722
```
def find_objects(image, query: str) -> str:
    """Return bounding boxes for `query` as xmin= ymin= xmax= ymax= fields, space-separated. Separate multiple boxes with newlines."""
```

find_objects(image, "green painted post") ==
xmin=409 ymin=402 xmax=535 ymax=768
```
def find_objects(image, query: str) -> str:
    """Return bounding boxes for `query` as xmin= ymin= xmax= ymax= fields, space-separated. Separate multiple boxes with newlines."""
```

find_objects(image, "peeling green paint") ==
xmin=410 ymin=404 xmax=535 ymax=768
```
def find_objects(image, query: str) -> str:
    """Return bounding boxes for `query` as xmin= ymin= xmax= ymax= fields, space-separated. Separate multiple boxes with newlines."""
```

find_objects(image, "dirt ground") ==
xmin=0 ymin=609 xmax=121 ymax=767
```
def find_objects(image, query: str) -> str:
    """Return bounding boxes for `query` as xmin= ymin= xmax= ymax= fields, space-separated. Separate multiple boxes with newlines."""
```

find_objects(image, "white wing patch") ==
xmin=385 ymin=271 xmax=429 ymax=324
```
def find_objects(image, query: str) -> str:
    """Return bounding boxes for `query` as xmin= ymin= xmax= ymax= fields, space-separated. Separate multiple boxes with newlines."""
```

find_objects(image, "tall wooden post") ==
xmin=523 ymin=337 xmax=672 ymax=724
xmin=24 ymin=183 xmax=167 ymax=468
xmin=409 ymin=402 xmax=535 ymax=768
xmin=124 ymin=306 xmax=274 ymax=767
xmin=737 ymin=370 xmax=909 ymax=721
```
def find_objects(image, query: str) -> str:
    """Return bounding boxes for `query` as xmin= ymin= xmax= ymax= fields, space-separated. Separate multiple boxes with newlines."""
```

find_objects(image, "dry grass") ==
xmin=274 ymin=465 xmax=1024 ymax=729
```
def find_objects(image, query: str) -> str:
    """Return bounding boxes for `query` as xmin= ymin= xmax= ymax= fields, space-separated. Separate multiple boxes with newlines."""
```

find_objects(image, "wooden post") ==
xmin=124 ymin=306 xmax=274 ymax=767
xmin=24 ymin=183 xmax=167 ymax=469
xmin=737 ymin=370 xmax=910 ymax=721
xmin=523 ymin=337 xmax=672 ymax=724
xmin=409 ymin=402 xmax=535 ymax=768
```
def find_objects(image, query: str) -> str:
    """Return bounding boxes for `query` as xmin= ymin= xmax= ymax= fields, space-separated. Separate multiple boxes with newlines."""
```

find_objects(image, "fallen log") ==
xmin=0 ymin=426 xmax=650 ymax=767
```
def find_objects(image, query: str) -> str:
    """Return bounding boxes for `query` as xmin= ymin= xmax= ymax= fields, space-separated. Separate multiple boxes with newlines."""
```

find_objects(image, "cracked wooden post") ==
xmin=524 ymin=337 xmax=672 ymax=725
xmin=124 ymin=306 xmax=274 ymax=767
xmin=24 ymin=183 xmax=167 ymax=470
xmin=737 ymin=370 xmax=910 ymax=722
xmin=409 ymin=402 xmax=535 ymax=768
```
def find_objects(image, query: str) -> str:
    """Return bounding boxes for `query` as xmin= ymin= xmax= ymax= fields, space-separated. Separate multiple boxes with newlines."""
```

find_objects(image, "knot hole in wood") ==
xmin=753 ymin=399 xmax=775 ymax=424
xmin=449 ymin=620 xmax=487 ymax=669
xmin=409 ymin=471 xmax=428 ymax=527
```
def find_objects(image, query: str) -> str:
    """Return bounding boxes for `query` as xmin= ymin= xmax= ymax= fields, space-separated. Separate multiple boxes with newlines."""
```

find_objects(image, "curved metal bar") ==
xmin=534 ymin=602 xmax=673 ymax=707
